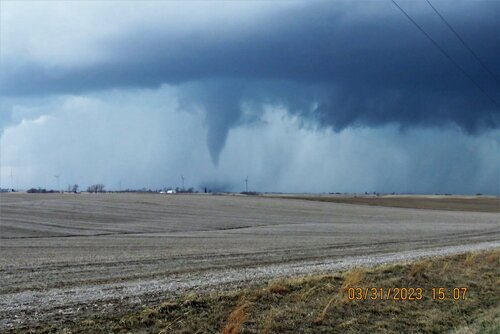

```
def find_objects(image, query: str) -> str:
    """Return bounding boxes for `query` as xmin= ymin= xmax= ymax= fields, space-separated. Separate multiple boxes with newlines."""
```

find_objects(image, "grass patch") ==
xmin=12 ymin=249 xmax=499 ymax=333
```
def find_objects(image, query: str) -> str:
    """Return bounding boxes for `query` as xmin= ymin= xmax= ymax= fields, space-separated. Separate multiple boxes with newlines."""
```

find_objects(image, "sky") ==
xmin=0 ymin=0 xmax=499 ymax=194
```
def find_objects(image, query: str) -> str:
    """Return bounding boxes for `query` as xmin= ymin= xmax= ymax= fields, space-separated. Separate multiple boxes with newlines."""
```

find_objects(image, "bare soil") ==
xmin=268 ymin=194 xmax=500 ymax=212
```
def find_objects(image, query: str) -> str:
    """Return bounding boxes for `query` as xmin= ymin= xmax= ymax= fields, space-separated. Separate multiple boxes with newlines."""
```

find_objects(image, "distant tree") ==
xmin=27 ymin=188 xmax=57 ymax=193
xmin=87 ymin=184 xmax=105 ymax=193
xmin=72 ymin=184 xmax=79 ymax=193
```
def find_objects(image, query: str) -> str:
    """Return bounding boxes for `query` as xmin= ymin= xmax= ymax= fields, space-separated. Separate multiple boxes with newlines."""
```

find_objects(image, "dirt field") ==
xmin=268 ymin=194 xmax=500 ymax=212
xmin=0 ymin=193 xmax=499 ymax=330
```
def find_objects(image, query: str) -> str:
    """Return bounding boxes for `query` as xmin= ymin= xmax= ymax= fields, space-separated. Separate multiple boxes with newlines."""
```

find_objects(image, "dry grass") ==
xmin=409 ymin=260 xmax=432 ymax=278
xmin=297 ymin=286 xmax=318 ymax=302
xmin=464 ymin=253 xmax=478 ymax=266
xmin=313 ymin=295 xmax=338 ymax=325
xmin=12 ymin=249 xmax=500 ymax=334
xmin=440 ymin=260 xmax=451 ymax=275
xmin=450 ymin=305 xmax=500 ymax=334
xmin=486 ymin=250 xmax=499 ymax=264
xmin=222 ymin=301 xmax=252 ymax=334
xmin=266 ymin=282 xmax=289 ymax=295
xmin=260 ymin=308 xmax=279 ymax=334
xmin=341 ymin=267 xmax=365 ymax=289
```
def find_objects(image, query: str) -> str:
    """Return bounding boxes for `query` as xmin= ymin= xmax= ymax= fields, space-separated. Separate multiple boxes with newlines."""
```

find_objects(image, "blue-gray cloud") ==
xmin=1 ymin=0 xmax=499 ymax=169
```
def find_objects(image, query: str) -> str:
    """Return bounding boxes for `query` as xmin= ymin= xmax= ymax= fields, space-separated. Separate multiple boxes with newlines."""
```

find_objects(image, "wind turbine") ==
xmin=54 ymin=174 xmax=61 ymax=192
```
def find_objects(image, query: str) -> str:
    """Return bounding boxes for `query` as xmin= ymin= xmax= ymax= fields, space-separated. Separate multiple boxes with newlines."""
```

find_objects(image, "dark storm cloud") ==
xmin=1 ymin=0 xmax=499 ymax=161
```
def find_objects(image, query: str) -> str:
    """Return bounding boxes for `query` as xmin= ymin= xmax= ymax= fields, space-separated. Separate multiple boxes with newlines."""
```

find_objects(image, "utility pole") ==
xmin=181 ymin=175 xmax=185 ymax=191
xmin=245 ymin=177 xmax=248 ymax=193
xmin=9 ymin=168 xmax=14 ymax=191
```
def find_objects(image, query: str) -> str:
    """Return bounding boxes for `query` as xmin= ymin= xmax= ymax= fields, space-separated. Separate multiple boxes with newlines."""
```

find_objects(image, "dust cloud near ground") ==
xmin=0 ymin=193 xmax=499 ymax=329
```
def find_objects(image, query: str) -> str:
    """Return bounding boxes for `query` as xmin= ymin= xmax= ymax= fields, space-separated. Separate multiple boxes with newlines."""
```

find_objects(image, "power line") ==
xmin=391 ymin=0 xmax=499 ymax=108
xmin=425 ymin=0 xmax=500 ymax=86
